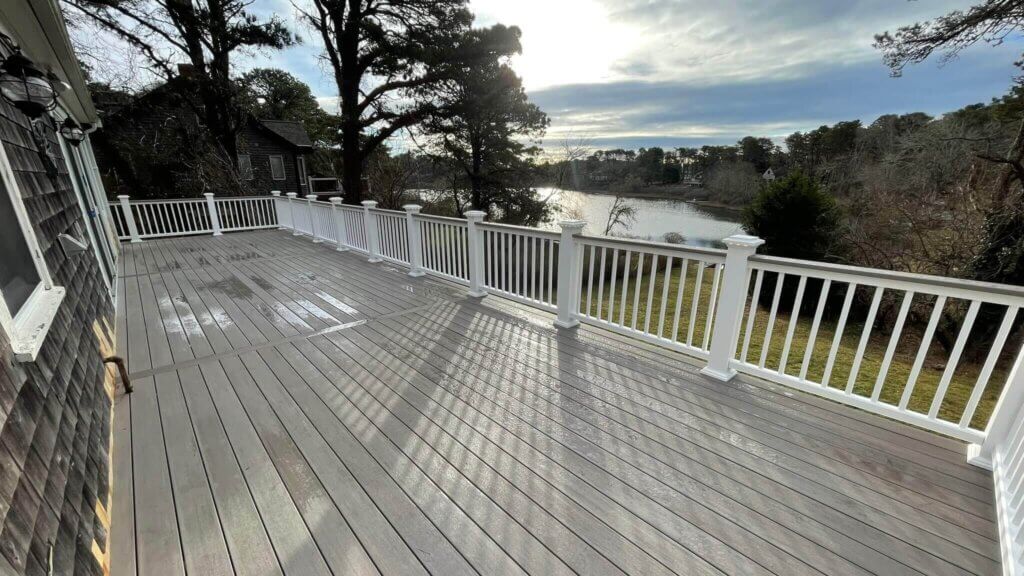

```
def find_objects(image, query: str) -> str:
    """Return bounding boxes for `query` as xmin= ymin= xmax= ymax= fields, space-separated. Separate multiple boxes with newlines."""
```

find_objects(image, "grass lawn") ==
xmin=577 ymin=254 xmax=1014 ymax=430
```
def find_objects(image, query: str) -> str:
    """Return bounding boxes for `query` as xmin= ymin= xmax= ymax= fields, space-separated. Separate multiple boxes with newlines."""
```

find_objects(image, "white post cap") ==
xmin=361 ymin=200 xmax=378 ymax=208
xmin=306 ymin=194 xmax=318 ymax=200
xmin=203 ymin=192 xmax=214 ymax=197
xmin=270 ymin=191 xmax=281 ymax=196
xmin=117 ymin=194 xmax=130 ymax=199
xmin=403 ymin=204 xmax=422 ymax=213
xmin=329 ymin=196 xmax=343 ymax=204
xmin=464 ymin=210 xmax=486 ymax=221
xmin=286 ymin=192 xmax=298 ymax=198
xmin=723 ymin=234 xmax=765 ymax=249
xmin=558 ymin=220 xmax=586 ymax=231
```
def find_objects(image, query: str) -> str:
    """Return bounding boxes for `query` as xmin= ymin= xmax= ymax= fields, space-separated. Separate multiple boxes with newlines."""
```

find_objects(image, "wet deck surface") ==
xmin=109 ymin=230 xmax=999 ymax=576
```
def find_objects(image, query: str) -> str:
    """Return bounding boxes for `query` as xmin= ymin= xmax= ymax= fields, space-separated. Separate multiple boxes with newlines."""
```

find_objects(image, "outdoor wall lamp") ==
xmin=59 ymin=117 xmax=85 ymax=146
xmin=0 ymin=33 xmax=58 ymax=119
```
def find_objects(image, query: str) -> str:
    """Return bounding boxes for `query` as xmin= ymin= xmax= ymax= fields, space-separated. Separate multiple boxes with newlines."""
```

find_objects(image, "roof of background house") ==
xmin=257 ymin=119 xmax=314 ymax=149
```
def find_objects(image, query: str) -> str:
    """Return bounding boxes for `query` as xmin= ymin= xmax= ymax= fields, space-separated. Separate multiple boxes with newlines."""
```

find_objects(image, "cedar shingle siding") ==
xmin=238 ymin=124 xmax=305 ymax=194
xmin=0 ymin=99 xmax=115 ymax=575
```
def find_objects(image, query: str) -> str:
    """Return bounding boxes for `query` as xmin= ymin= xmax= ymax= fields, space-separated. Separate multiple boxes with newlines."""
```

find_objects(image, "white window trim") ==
xmin=269 ymin=155 xmax=286 ymax=181
xmin=0 ymin=138 xmax=65 ymax=362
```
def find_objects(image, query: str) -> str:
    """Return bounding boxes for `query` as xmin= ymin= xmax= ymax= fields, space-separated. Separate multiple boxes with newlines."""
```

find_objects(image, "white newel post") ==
xmin=701 ymin=234 xmax=764 ymax=381
xmin=362 ymin=200 xmax=382 ymax=263
xmin=203 ymin=193 xmax=222 ymax=236
xmin=968 ymin=349 xmax=1024 ymax=469
xmin=554 ymin=220 xmax=586 ymax=328
xmin=329 ymin=197 xmax=349 ymax=251
xmin=286 ymin=193 xmax=299 ymax=235
xmin=118 ymin=195 xmax=141 ymax=243
xmin=271 ymin=191 xmax=285 ymax=229
xmin=465 ymin=210 xmax=487 ymax=297
xmin=404 ymin=205 xmax=425 ymax=277
xmin=306 ymin=195 xmax=320 ymax=242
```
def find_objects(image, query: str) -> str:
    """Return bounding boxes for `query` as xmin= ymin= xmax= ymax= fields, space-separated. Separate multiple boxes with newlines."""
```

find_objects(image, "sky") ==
xmin=248 ymin=0 xmax=1021 ymax=151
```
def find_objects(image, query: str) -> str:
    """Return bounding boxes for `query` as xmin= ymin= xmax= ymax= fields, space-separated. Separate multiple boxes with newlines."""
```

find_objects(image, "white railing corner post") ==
xmin=465 ymin=210 xmax=487 ymax=297
xmin=362 ymin=200 xmax=382 ymax=263
xmin=968 ymin=348 xmax=1024 ymax=469
xmin=329 ymin=197 xmax=349 ymax=251
xmin=270 ymin=191 xmax=285 ymax=229
xmin=701 ymin=234 xmax=765 ymax=381
xmin=554 ymin=220 xmax=586 ymax=328
xmin=285 ymin=192 xmax=299 ymax=235
xmin=404 ymin=205 xmax=425 ymax=277
xmin=118 ymin=195 xmax=142 ymax=243
xmin=306 ymin=194 xmax=320 ymax=242
xmin=203 ymin=192 xmax=222 ymax=236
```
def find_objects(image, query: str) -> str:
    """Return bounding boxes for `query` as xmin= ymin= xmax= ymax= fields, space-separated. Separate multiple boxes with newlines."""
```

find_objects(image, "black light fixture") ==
xmin=59 ymin=117 xmax=85 ymax=146
xmin=0 ymin=35 xmax=57 ymax=119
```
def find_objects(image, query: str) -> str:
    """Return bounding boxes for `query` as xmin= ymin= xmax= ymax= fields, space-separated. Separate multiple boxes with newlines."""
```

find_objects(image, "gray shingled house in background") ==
xmin=91 ymin=78 xmax=315 ymax=199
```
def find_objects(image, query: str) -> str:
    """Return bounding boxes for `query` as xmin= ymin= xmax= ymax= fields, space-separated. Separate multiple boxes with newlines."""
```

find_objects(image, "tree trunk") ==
xmin=470 ymin=138 xmax=483 ymax=211
xmin=339 ymin=0 xmax=363 ymax=203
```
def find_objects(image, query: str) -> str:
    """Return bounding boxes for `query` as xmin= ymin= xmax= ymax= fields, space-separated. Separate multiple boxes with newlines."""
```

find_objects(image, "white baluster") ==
xmin=306 ymin=194 xmax=320 ymax=242
xmin=554 ymin=220 xmax=586 ymax=328
xmin=203 ymin=193 xmax=222 ymax=237
xmin=118 ymin=195 xmax=142 ymax=243
xmin=465 ymin=210 xmax=487 ymax=297
xmin=404 ymin=205 xmax=425 ymax=277
xmin=700 ymin=234 xmax=764 ymax=381
xmin=286 ymin=192 xmax=299 ymax=235
xmin=362 ymin=200 xmax=382 ymax=263
xmin=329 ymin=197 xmax=349 ymax=251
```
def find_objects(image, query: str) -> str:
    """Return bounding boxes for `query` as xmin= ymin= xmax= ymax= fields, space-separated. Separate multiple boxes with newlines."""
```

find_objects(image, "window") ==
xmin=0 ymin=140 xmax=65 ymax=362
xmin=269 ymin=155 xmax=286 ymax=180
xmin=297 ymin=155 xmax=307 ymax=189
xmin=238 ymin=154 xmax=254 ymax=180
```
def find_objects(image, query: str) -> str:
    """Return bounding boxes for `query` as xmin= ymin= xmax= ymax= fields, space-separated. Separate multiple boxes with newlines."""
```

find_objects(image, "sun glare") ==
xmin=471 ymin=0 xmax=642 ymax=90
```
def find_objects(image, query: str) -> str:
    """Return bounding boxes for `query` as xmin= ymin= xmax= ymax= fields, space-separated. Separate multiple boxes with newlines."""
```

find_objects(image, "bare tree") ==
xmin=63 ymin=0 xmax=294 ymax=167
xmin=294 ymin=0 xmax=471 ymax=202
xmin=603 ymin=195 xmax=636 ymax=236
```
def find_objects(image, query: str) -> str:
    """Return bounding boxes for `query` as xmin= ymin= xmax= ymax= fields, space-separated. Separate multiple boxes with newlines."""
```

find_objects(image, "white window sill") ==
xmin=10 ymin=286 xmax=66 ymax=362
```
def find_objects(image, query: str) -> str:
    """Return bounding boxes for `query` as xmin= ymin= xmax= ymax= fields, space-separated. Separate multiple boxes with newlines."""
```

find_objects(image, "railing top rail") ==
xmin=750 ymin=254 xmax=1024 ymax=302
xmin=577 ymin=233 xmax=727 ymax=261
xmin=369 ymin=207 xmax=406 ymax=216
xmin=414 ymin=213 xmax=469 ymax=225
xmin=111 ymin=197 xmax=208 ymax=204
xmin=478 ymin=220 xmax=560 ymax=239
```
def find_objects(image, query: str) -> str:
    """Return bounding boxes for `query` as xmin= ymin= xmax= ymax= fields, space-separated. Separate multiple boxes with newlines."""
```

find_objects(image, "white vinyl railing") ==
xmin=110 ymin=193 xmax=277 ymax=240
xmin=110 ymin=193 xmax=1024 ymax=573
xmin=576 ymin=235 xmax=727 ymax=356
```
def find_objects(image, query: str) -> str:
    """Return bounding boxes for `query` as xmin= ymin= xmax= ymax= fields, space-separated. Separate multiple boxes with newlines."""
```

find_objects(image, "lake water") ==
xmin=543 ymin=188 xmax=745 ymax=248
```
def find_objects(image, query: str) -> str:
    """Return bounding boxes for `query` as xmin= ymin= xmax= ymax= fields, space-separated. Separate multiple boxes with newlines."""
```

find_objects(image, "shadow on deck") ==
xmin=109 ymin=230 xmax=998 ymax=576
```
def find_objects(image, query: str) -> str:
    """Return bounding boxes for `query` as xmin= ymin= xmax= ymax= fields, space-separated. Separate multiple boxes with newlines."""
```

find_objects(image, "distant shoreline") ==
xmin=566 ymin=186 xmax=745 ymax=212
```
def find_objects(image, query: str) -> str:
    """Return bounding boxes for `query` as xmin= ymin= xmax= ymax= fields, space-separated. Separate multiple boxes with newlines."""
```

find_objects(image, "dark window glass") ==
xmin=0 ymin=177 xmax=41 ymax=317
xmin=238 ymin=155 xmax=254 ymax=180
xmin=270 ymin=155 xmax=285 ymax=180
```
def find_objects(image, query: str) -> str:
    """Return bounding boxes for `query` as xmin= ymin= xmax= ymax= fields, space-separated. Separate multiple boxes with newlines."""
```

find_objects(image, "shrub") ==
xmin=744 ymin=171 xmax=843 ymax=261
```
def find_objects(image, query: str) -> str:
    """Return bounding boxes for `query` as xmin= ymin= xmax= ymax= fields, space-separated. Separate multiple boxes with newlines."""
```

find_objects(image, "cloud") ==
xmin=531 ymin=43 xmax=1020 ymax=148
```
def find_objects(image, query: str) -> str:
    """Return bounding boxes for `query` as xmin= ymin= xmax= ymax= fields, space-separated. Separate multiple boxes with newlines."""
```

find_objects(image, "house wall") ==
xmin=0 ymin=100 xmax=117 ymax=575
xmin=237 ymin=125 xmax=306 ymax=195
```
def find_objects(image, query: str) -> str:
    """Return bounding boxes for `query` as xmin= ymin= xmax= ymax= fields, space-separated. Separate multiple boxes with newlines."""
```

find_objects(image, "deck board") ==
xmin=109 ymin=230 xmax=1000 ymax=576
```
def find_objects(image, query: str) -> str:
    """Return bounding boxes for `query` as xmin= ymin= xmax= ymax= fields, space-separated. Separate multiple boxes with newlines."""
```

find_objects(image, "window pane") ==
xmin=0 ymin=176 xmax=41 ymax=317
xmin=238 ymin=155 xmax=253 ymax=180
xmin=270 ymin=156 xmax=285 ymax=180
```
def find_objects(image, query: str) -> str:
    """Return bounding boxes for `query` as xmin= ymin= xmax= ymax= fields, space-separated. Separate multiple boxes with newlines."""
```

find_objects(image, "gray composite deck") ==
xmin=108 ymin=230 xmax=1000 ymax=576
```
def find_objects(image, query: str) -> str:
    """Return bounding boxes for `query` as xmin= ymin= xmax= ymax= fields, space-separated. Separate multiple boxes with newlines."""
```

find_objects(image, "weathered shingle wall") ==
xmin=0 ymin=98 xmax=116 ymax=576
xmin=238 ymin=124 xmax=305 ymax=194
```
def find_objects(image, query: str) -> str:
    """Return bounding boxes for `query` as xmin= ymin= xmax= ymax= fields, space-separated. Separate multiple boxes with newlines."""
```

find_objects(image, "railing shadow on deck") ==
xmin=111 ymin=191 xmax=1024 ymax=575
